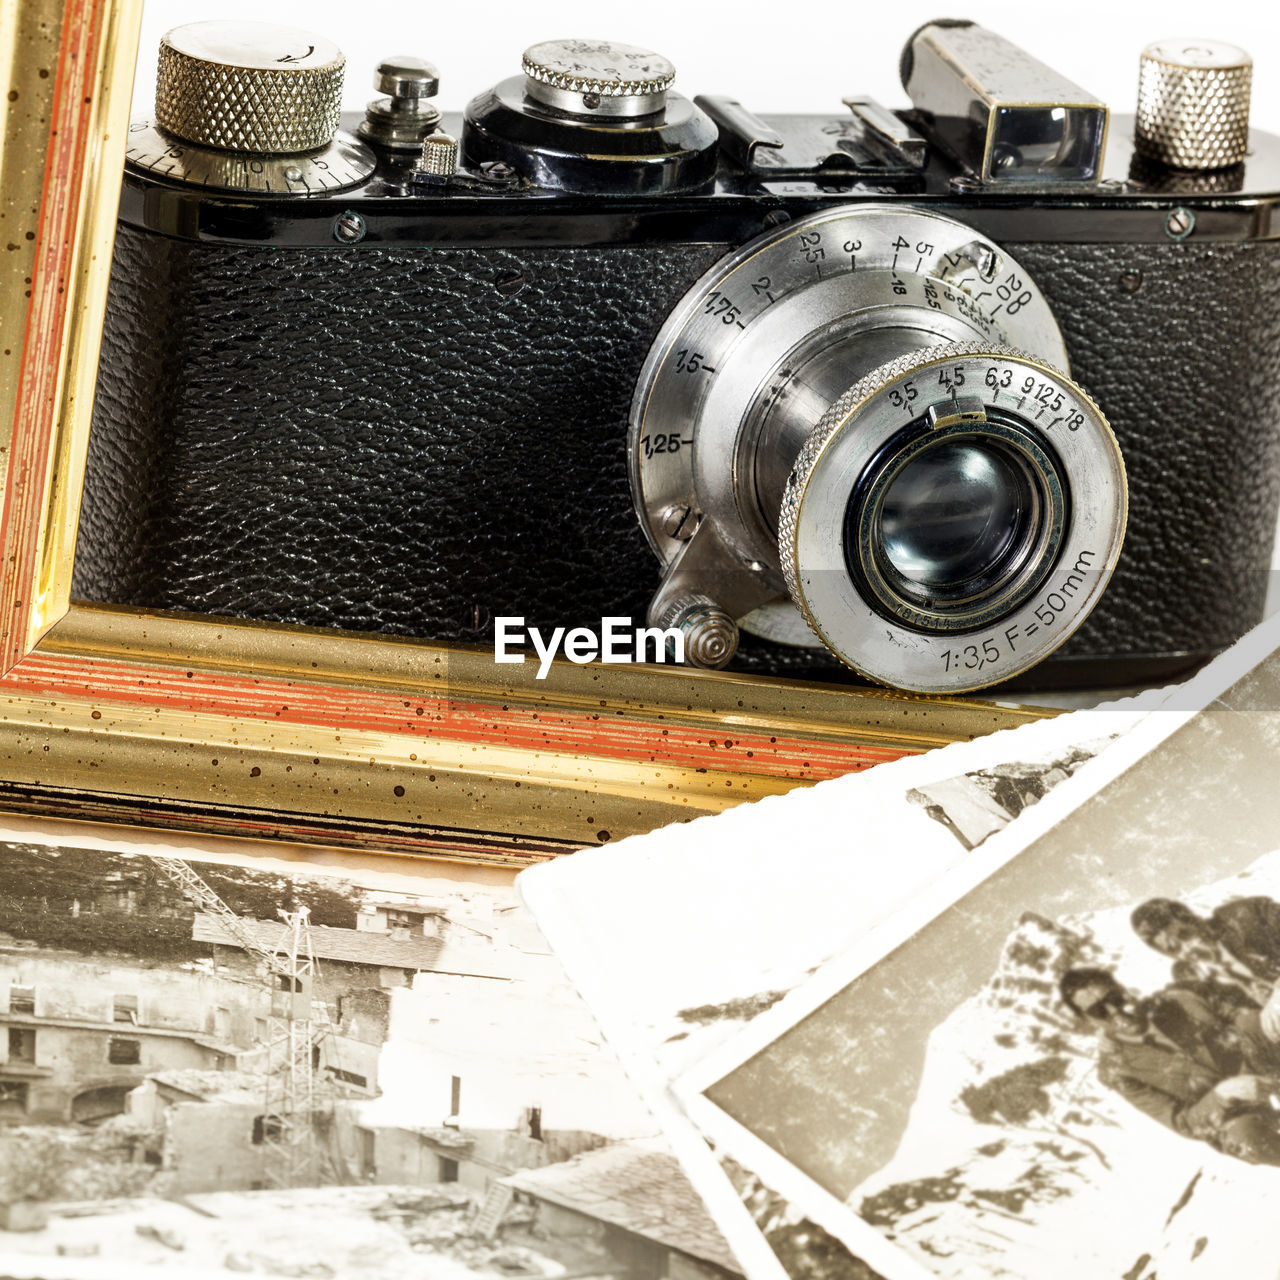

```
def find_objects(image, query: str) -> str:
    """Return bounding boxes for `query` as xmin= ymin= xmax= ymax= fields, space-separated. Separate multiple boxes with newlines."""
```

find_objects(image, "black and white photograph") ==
xmin=0 ymin=836 xmax=739 ymax=1280
xmin=518 ymin=695 xmax=1151 ymax=1280
xmin=677 ymin=619 xmax=1280 ymax=1280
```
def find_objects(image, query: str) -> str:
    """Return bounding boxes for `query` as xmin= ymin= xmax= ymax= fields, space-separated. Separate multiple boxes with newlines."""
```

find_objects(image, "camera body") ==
xmin=76 ymin=23 xmax=1280 ymax=690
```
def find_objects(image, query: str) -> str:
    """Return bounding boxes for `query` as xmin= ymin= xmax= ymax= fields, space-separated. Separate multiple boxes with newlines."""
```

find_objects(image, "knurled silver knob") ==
xmin=1135 ymin=38 xmax=1252 ymax=170
xmin=155 ymin=20 xmax=345 ymax=154
xmin=521 ymin=39 xmax=675 ymax=118
xmin=653 ymin=594 xmax=739 ymax=669
xmin=413 ymin=132 xmax=458 ymax=180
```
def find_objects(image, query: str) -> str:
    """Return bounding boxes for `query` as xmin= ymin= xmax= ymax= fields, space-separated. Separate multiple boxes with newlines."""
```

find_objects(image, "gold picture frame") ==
xmin=0 ymin=0 xmax=1047 ymax=865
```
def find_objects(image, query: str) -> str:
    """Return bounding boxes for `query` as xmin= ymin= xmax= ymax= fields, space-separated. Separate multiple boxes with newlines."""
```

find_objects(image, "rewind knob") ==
xmin=1135 ymin=38 xmax=1252 ymax=170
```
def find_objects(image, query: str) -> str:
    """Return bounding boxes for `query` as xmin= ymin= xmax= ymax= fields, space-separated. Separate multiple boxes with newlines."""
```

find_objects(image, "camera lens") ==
xmin=877 ymin=440 xmax=1033 ymax=599
xmin=845 ymin=416 xmax=1067 ymax=634
xmin=774 ymin=344 xmax=1125 ymax=690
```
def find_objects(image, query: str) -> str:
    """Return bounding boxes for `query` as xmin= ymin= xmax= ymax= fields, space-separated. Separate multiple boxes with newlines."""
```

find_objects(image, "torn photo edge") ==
xmin=517 ymin=686 xmax=1188 ymax=1277
xmin=672 ymin=610 xmax=1280 ymax=1278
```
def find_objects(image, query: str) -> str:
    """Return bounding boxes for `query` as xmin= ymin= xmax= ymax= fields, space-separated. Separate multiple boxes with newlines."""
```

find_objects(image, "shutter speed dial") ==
xmin=126 ymin=20 xmax=375 ymax=195
xmin=460 ymin=37 xmax=717 ymax=193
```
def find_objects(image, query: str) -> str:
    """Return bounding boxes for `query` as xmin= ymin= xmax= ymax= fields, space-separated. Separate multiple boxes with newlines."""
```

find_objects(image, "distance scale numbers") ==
xmin=637 ymin=429 xmax=694 ymax=460
xmin=692 ymin=227 xmax=1027 ymax=331
xmin=649 ymin=218 xmax=1039 ymax=411
xmin=634 ymin=210 xmax=1059 ymax=551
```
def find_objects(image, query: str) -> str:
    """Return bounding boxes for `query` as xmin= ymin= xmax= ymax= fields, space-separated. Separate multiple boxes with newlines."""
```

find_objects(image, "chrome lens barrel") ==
xmin=630 ymin=205 xmax=1127 ymax=691
xmin=779 ymin=344 xmax=1125 ymax=691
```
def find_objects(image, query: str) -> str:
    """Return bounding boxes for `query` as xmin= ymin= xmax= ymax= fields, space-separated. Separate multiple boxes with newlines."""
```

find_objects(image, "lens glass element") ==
xmin=844 ymin=416 xmax=1069 ymax=633
xmin=879 ymin=442 xmax=1032 ymax=595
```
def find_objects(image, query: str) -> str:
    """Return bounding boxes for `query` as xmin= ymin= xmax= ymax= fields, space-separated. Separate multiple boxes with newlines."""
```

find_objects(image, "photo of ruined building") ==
xmin=0 ymin=845 xmax=738 ymax=1278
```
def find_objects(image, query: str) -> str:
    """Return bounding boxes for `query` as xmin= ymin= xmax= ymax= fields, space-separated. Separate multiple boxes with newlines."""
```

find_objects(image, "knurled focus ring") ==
xmin=156 ymin=42 xmax=344 ymax=153
xmin=1136 ymin=45 xmax=1251 ymax=170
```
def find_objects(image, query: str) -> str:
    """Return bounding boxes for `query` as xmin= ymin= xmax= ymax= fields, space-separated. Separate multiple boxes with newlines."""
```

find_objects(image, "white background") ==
xmin=131 ymin=2 xmax=1280 ymax=123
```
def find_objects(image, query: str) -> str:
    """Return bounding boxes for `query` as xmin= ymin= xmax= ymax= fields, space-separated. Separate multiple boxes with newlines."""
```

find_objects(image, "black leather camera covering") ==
xmin=75 ymin=225 xmax=1280 ymax=683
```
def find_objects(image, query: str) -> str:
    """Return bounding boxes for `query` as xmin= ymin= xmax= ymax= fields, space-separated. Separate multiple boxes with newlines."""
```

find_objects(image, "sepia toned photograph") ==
xmin=0 ymin=839 xmax=737 ymax=1280
xmin=679 ymin=622 xmax=1280 ymax=1280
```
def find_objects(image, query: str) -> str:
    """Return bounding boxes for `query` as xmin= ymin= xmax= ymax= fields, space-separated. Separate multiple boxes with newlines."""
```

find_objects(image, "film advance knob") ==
xmin=1135 ymin=38 xmax=1252 ymax=169
xmin=521 ymin=38 xmax=676 ymax=118
xmin=155 ymin=20 xmax=346 ymax=153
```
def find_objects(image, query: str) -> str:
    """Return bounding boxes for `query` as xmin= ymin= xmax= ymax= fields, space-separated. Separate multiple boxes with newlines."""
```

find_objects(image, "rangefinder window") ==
xmin=987 ymin=105 xmax=1108 ymax=183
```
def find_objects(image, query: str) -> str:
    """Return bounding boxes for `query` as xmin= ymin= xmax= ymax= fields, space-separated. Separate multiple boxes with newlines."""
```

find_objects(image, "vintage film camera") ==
xmin=77 ymin=21 xmax=1280 ymax=692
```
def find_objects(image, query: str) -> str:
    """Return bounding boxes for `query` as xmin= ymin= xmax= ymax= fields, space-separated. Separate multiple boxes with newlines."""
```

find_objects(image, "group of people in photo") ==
xmin=1059 ymin=895 xmax=1280 ymax=1165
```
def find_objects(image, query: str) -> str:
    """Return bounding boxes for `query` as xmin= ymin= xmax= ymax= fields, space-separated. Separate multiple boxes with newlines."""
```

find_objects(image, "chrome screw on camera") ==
xmin=331 ymin=210 xmax=366 ymax=244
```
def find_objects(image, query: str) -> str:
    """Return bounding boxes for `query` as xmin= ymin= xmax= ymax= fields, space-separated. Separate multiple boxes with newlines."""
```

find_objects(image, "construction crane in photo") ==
xmin=147 ymin=855 xmax=335 ymax=1189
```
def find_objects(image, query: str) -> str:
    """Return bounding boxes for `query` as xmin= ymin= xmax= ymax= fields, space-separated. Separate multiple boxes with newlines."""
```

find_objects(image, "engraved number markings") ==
xmin=638 ymin=213 xmax=1051 ymax=517
xmin=640 ymin=433 xmax=693 ymax=459
xmin=939 ymin=550 xmax=1098 ymax=672
xmin=124 ymin=121 xmax=370 ymax=194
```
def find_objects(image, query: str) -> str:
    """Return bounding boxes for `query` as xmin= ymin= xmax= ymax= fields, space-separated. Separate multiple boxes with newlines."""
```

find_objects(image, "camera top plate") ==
xmin=117 ymin=108 xmax=1280 ymax=251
